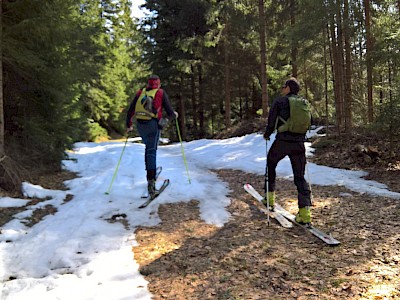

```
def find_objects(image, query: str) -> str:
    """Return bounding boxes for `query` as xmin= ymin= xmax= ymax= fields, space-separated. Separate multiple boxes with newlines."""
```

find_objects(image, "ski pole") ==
xmin=105 ymin=135 xmax=129 ymax=195
xmin=175 ymin=118 xmax=191 ymax=184
xmin=265 ymin=140 xmax=270 ymax=226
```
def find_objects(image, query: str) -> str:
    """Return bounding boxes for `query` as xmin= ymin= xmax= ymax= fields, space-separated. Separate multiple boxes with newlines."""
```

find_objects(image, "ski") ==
xmin=274 ymin=203 xmax=341 ymax=246
xmin=141 ymin=166 xmax=163 ymax=198
xmin=138 ymin=179 xmax=170 ymax=209
xmin=244 ymin=184 xmax=293 ymax=228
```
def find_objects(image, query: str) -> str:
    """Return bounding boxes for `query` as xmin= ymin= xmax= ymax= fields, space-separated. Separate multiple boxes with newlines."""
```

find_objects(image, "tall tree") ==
xmin=259 ymin=0 xmax=269 ymax=118
xmin=343 ymin=0 xmax=353 ymax=131
xmin=364 ymin=0 xmax=374 ymax=122
xmin=223 ymin=22 xmax=231 ymax=127
xmin=289 ymin=0 xmax=298 ymax=77
xmin=0 ymin=0 xmax=3 ymax=155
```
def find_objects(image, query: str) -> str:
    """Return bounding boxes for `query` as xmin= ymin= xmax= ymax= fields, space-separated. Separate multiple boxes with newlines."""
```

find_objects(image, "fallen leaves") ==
xmin=131 ymin=169 xmax=400 ymax=299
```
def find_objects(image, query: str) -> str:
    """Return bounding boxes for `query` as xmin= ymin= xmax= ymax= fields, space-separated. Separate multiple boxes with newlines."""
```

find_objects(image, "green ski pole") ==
xmin=175 ymin=118 xmax=191 ymax=184
xmin=105 ymin=135 xmax=129 ymax=195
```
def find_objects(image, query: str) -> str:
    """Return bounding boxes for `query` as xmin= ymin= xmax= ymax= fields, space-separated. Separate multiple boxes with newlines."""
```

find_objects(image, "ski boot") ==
xmin=262 ymin=191 xmax=275 ymax=211
xmin=295 ymin=206 xmax=311 ymax=225
xmin=147 ymin=179 xmax=157 ymax=199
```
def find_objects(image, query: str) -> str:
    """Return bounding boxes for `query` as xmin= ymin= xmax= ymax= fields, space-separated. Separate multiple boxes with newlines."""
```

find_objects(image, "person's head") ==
xmin=148 ymin=74 xmax=161 ymax=89
xmin=281 ymin=77 xmax=300 ymax=95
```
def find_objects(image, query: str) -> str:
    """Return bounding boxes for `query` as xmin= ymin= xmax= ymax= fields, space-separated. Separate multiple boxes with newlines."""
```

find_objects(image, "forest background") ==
xmin=0 ymin=0 xmax=399 ymax=192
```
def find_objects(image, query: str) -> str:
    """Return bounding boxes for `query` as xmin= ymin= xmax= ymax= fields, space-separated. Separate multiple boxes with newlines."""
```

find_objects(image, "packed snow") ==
xmin=1 ymin=130 xmax=399 ymax=299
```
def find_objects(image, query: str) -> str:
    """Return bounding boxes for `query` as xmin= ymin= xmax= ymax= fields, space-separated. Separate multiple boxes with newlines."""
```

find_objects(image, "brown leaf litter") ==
xmin=132 ymin=169 xmax=400 ymax=299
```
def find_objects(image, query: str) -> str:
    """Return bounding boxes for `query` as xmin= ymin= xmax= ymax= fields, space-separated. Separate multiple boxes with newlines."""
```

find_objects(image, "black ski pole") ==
xmin=265 ymin=139 xmax=270 ymax=226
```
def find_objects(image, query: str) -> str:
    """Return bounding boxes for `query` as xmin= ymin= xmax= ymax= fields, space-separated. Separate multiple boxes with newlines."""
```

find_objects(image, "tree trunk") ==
xmin=336 ymin=0 xmax=345 ymax=131
xmin=178 ymin=76 xmax=186 ymax=140
xmin=238 ymin=74 xmax=243 ymax=120
xmin=364 ymin=0 xmax=373 ymax=122
xmin=398 ymin=0 xmax=400 ymax=17
xmin=0 ymin=0 xmax=4 ymax=155
xmin=198 ymin=64 xmax=205 ymax=138
xmin=290 ymin=0 xmax=298 ymax=77
xmin=323 ymin=25 xmax=329 ymax=132
xmin=328 ymin=2 xmax=343 ymax=133
xmin=258 ymin=0 xmax=268 ymax=118
xmin=224 ymin=33 xmax=231 ymax=128
xmin=388 ymin=63 xmax=394 ymax=158
xmin=190 ymin=64 xmax=197 ymax=135
xmin=343 ymin=0 xmax=353 ymax=132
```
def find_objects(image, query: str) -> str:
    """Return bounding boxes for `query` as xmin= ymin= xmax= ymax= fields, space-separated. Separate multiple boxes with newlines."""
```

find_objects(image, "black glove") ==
xmin=158 ymin=118 xmax=169 ymax=129
xmin=263 ymin=132 xmax=270 ymax=140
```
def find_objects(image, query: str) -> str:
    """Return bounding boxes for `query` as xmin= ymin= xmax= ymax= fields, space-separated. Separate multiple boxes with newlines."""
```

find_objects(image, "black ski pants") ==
xmin=266 ymin=139 xmax=311 ymax=208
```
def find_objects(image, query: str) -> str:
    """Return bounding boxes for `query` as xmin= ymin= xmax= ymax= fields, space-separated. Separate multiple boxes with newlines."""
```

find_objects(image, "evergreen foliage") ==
xmin=3 ymin=0 xmax=92 ymax=166
xmin=1 ymin=0 xmax=399 ymax=175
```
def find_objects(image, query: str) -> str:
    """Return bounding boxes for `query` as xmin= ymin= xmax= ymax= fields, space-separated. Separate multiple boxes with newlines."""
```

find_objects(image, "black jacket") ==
xmin=265 ymin=92 xmax=307 ymax=142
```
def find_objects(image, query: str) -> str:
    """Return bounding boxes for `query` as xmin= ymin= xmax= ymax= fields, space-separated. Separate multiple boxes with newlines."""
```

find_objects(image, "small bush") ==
xmin=87 ymin=121 xmax=109 ymax=142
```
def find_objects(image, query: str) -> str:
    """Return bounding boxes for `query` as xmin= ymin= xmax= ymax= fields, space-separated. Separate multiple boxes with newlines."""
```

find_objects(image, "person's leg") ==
xmin=288 ymin=142 xmax=312 ymax=223
xmin=137 ymin=120 xmax=160 ymax=195
xmin=263 ymin=140 xmax=288 ymax=209
xmin=137 ymin=119 xmax=160 ymax=171
xmin=266 ymin=140 xmax=288 ymax=192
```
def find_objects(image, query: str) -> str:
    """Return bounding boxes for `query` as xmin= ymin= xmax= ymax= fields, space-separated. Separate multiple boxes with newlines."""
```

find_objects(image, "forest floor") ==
xmin=0 ymin=129 xmax=399 ymax=299
xmin=132 ymin=130 xmax=400 ymax=300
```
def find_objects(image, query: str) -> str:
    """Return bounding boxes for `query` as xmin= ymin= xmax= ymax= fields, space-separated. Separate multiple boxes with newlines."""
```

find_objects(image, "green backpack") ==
xmin=277 ymin=96 xmax=311 ymax=134
xmin=135 ymin=88 xmax=159 ymax=120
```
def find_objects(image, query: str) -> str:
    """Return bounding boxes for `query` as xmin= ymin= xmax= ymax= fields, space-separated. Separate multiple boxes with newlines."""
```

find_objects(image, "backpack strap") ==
xmin=135 ymin=88 xmax=159 ymax=120
xmin=274 ymin=96 xmax=292 ymax=131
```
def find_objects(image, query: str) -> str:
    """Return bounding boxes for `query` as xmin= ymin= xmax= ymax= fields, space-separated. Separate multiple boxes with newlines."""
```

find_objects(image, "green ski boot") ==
xmin=262 ymin=191 xmax=275 ymax=211
xmin=295 ymin=206 xmax=311 ymax=225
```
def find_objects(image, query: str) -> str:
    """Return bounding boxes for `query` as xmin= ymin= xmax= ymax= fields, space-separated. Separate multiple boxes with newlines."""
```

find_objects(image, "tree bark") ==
xmin=258 ymin=0 xmax=268 ymax=118
xmin=178 ymin=76 xmax=186 ymax=140
xmin=336 ymin=0 xmax=345 ymax=131
xmin=198 ymin=64 xmax=205 ymax=138
xmin=388 ymin=63 xmax=394 ymax=157
xmin=328 ymin=1 xmax=343 ymax=133
xmin=0 ymin=0 xmax=4 ymax=155
xmin=224 ymin=32 xmax=231 ymax=127
xmin=323 ymin=25 xmax=329 ymax=132
xmin=398 ymin=0 xmax=400 ymax=17
xmin=343 ymin=0 xmax=353 ymax=132
xmin=190 ymin=64 xmax=197 ymax=135
xmin=364 ymin=0 xmax=373 ymax=122
xmin=290 ymin=0 xmax=298 ymax=77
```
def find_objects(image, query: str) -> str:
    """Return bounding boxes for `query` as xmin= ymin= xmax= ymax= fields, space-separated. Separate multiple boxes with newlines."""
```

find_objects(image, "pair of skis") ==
xmin=244 ymin=183 xmax=340 ymax=246
xmin=138 ymin=166 xmax=170 ymax=209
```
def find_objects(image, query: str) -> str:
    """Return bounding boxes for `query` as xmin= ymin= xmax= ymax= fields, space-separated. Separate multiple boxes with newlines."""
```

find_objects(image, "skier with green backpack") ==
xmin=263 ymin=77 xmax=312 ymax=224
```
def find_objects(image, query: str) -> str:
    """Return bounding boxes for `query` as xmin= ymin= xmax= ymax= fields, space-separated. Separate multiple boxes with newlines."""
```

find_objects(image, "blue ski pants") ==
xmin=136 ymin=119 xmax=160 ymax=172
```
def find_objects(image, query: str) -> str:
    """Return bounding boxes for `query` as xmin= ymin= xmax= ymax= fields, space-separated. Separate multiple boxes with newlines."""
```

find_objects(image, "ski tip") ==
xmin=326 ymin=238 xmax=341 ymax=246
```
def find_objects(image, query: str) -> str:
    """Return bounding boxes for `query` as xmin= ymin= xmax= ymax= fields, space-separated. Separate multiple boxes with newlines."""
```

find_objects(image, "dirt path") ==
xmin=132 ymin=169 xmax=400 ymax=299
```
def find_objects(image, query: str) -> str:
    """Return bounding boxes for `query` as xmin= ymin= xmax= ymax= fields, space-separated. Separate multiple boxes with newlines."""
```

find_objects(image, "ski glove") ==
xmin=263 ymin=132 xmax=270 ymax=140
xmin=158 ymin=118 xmax=168 ymax=129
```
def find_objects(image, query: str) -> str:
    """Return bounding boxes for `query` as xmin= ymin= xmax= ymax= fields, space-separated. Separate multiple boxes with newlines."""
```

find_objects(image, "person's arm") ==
xmin=162 ymin=91 xmax=178 ymax=120
xmin=264 ymin=100 xmax=279 ymax=139
xmin=126 ymin=90 xmax=141 ymax=129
